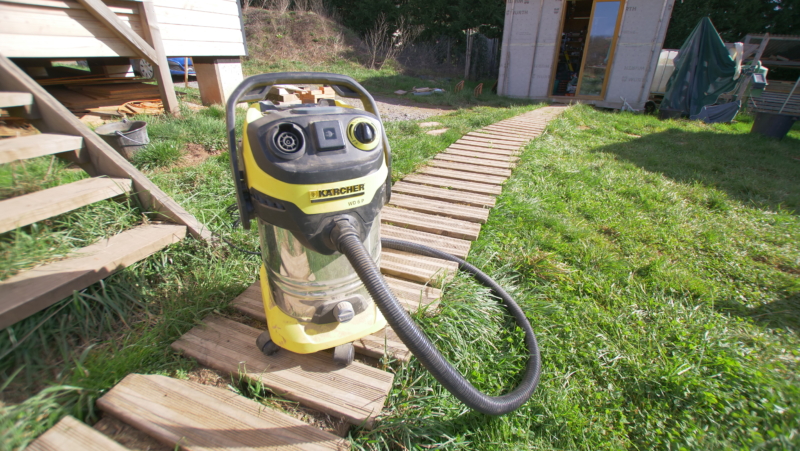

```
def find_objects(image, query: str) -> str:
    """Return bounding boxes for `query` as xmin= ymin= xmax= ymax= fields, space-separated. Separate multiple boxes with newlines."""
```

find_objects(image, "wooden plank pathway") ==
xmin=44 ymin=106 xmax=565 ymax=449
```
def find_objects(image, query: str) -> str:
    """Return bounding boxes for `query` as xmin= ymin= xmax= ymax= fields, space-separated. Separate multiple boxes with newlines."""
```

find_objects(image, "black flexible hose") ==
xmin=332 ymin=220 xmax=542 ymax=415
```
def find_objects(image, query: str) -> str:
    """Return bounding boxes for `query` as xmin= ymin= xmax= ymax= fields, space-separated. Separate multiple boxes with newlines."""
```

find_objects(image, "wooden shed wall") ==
xmin=0 ymin=0 xmax=246 ymax=58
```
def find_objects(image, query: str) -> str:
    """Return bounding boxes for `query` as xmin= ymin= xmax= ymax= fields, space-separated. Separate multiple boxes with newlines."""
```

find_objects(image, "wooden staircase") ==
xmin=0 ymin=55 xmax=208 ymax=331
xmin=23 ymin=105 xmax=567 ymax=450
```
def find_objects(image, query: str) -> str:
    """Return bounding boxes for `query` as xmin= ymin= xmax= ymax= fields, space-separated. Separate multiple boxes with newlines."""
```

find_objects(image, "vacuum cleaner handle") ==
xmin=225 ymin=72 xmax=392 ymax=229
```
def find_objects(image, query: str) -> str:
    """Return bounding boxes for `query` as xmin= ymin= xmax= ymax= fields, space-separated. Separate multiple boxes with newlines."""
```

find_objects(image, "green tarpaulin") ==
xmin=661 ymin=17 xmax=738 ymax=117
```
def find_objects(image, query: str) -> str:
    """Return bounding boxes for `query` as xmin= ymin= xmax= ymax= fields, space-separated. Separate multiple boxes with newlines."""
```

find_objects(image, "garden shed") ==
xmin=498 ymin=0 xmax=675 ymax=110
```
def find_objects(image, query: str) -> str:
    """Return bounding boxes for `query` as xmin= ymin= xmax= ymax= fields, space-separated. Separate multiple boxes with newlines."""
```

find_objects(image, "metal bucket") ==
xmin=750 ymin=111 xmax=798 ymax=140
xmin=95 ymin=120 xmax=150 ymax=159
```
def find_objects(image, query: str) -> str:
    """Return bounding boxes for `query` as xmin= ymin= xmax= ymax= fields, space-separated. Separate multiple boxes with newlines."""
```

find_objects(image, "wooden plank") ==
xmin=171 ymin=315 xmax=394 ymax=429
xmin=26 ymin=415 xmax=131 ymax=451
xmin=382 ymin=206 xmax=481 ymax=241
xmin=392 ymin=180 xmax=496 ymax=208
xmin=381 ymin=248 xmax=458 ymax=285
xmin=481 ymin=126 xmax=542 ymax=136
xmin=382 ymin=223 xmax=471 ymax=259
xmin=466 ymin=132 xmax=528 ymax=144
xmin=0 ymin=224 xmax=185 ymax=329
xmin=389 ymin=193 xmax=489 ymax=224
xmin=97 ymin=374 xmax=348 ymax=451
xmin=0 ymin=177 xmax=132 ymax=234
xmin=137 ymin=0 xmax=179 ymax=115
xmin=0 ymin=55 xmax=210 ymax=240
xmin=455 ymin=138 xmax=521 ymax=151
xmin=353 ymin=325 xmax=410 ymax=362
xmin=428 ymin=160 xmax=512 ymax=178
xmin=436 ymin=152 xmax=515 ymax=168
xmin=488 ymin=126 xmax=544 ymax=134
xmin=0 ymin=133 xmax=83 ymax=164
xmin=0 ymin=91 xmax=33 ymax=108
xmin=443 ymin=148 xmax=519 ymax=163
xmin=448 ymin=143 xmax=519 ymax=156
xmin=419 ymin=167 xmax=507 ymax=186
xmin=402 ymin=174 xmax=502 ymax=196
xmin=75 ymin=0 xmax=158 ymax=62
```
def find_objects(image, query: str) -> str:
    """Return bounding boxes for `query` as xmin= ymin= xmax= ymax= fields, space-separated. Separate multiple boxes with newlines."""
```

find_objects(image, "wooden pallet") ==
xmin=382 ymin=206 xmax=482 ymax=241
xmin=402 ymin=174 xmax=503 ymax=195
xmin=171 ymin=316 xmax=394 ymax=429
xmin=97 ymin=374 xmax=349 ymax=450
xmin=391 ymin=180 xmax=496 ymax=208
xmin=389 ymin=193 xmax=490 ymax=224
xmin=26 ymin=415 xmax=131 ymax=451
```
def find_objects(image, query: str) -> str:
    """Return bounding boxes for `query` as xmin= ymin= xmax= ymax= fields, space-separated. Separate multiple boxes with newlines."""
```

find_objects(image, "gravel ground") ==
xmin=342 ymin=94 xmax=455 ymax=122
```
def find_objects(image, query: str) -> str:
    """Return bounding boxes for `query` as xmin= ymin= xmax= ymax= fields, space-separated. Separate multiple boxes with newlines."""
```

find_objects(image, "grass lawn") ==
xmin=1 ymin=90 xmax=798 ymax=450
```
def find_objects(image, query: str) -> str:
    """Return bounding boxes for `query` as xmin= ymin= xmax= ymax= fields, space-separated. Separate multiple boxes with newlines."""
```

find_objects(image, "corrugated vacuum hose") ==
xmin=332 ymin=219 xmax=542 ymax=415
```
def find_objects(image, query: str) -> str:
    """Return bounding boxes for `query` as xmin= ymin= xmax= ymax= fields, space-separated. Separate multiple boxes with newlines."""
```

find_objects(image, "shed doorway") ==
xmin=550 ymin=0 xmax=625 ymax=99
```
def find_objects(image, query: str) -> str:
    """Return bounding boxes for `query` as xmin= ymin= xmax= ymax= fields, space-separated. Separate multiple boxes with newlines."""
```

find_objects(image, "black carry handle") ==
xmin=225 ymin=72 xmax=392 ymax=229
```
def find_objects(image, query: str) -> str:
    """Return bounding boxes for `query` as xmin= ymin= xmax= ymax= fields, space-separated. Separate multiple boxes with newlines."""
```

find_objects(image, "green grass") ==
xmin=2 ymin=91 xmax=799 ymax=450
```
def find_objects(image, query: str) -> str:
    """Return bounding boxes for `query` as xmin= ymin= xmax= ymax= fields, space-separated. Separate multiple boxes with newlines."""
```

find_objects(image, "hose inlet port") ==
xmin=273 ymin=124 xmax=305 ymax=155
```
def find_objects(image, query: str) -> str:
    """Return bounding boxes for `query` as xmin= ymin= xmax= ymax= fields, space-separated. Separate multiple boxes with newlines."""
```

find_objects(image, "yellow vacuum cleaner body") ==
xmin=231 ymin=76 xmax=390 ymax=355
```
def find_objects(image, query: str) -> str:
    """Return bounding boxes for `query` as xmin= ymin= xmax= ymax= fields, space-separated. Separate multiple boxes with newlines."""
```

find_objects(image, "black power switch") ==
xmin=354 ymin=122 xmax=375 ymax=144
xmin=312 ymin=120 xmax=346 ymax=151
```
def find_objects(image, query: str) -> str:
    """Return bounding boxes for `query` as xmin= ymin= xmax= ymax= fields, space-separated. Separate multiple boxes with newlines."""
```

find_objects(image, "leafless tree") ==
xmin=364 ymin=14 xmax=421 ymax=70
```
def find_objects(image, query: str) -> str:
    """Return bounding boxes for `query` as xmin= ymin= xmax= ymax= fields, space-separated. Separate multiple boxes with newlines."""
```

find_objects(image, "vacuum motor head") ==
xmin=243 ymin=103 xmax=389 ymax=254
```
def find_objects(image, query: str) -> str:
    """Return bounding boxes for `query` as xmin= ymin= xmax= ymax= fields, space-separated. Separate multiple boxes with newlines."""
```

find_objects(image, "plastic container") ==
xmin=95 ymin=120 xmax=149 ymax=159
xmin=750 ymin=111 xmax=798 ymax=140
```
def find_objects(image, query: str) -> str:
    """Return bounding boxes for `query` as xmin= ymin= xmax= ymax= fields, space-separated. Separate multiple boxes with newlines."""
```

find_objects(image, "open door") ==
xmin=550 ymin=0 xmax=625 ymax=99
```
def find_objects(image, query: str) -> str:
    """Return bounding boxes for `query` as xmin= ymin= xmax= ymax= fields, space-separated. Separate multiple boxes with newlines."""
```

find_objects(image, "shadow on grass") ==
xmin=592 ymin=126 xmax=800 ymax=214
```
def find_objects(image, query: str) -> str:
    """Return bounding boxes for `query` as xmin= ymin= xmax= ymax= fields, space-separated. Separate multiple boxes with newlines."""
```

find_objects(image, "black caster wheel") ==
xmin=256 ymin=330 xmax=280 ymax=356
xmin=332 ymin=343 xmax=354 ymax=366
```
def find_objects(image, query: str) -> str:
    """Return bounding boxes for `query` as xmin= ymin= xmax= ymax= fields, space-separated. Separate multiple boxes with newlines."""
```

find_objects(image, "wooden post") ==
xmin=184 ymin=57 xmax=189 ymax=88
xmin=464 ymin=29 xmax=473 ymax=81
xmin=138 ymin=1 xmax=180 ymax=116
xmin=75 ymin=0 xmax=179 ymax=116
xmin=194 ymin=57 xmax=244 ymax=106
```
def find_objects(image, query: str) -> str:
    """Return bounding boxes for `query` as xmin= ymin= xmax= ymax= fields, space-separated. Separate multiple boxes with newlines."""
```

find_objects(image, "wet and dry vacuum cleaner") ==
xmin=226 ymin=73 xmax=541 ymax=415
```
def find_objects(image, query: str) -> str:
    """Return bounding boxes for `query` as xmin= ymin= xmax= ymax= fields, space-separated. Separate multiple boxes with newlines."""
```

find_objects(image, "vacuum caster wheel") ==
xmin=332 ymin=343 xmax=354 ymax=366
xmin=256 ymin=331 xmax=280 ymax=357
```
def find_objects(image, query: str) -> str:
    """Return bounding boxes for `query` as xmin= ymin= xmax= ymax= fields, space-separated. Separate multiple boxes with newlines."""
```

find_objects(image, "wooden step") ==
xmin=97 ymin=374 xmax=348 ymax=451
xmin=0 ymin=224 xmax=186 ymax=329
xmin=382 ymin=223 xmax=472 ymax=259
xmin=26 ymin=415 xmax=130 ymax=451
xmin=381 ymin=248 xmax=458 ymax=285
xmin=433 ymin=150 xmax=515 ymax=169
xmin=391 ymin=180 xmax=496 ymax=208
xmin=389 ymin=193 xmax=489 ymax=224
xmin=231 ymin=276 xmax=440 ymax=320
xmin=0 ymin=133 xmax=83 ymax=165
xmin=171 ymin=315 xmax=394 ymax=429
xmin=0 ymin=177 xmax=132 ymax=234
xmin=230 ymin=277 xmax=439 ymax=363
xmin=353 ymin=325 xmax=411 ymax=362
xmin=402 ymin=174 xmax=502 ymax=196
xmin=382 ymin=206 xmax=481 ymax=241
xmin=466 ymin=132 xmax=529 ymax=143
xmin=455 ymin=138 xmax=521 ymax=151
xmin=428 ymin=160 xmax=512 ymax=178
xmin=448 ymin=143 xmax=519 ymax=156
xmin=419 ymin=167 xmax=507 ymax=185
xmin=443 ymin=148 xmax=519 ymax=164
xmin=0 ymin=91 xmax=33 ymax=108
xmin=482 ymin=125 xmax=542 ymax=136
